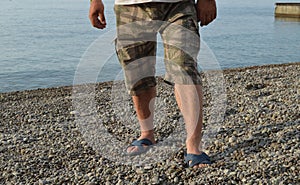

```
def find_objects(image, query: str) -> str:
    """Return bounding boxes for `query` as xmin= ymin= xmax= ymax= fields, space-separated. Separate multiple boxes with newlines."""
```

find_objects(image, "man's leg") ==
xmin=127 ymin=87 xmax=157 ymax=153
xmin=174 ymin=84 xmax=208 ymax=168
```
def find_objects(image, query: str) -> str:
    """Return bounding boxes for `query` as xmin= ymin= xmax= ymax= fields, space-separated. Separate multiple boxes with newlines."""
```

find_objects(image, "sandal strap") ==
xmin=131 ymin=138 xmax=153 ymax=146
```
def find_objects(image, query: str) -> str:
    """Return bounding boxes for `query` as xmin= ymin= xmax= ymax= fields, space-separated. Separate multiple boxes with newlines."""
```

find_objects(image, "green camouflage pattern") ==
xmin=114 ymin=0 xmax=201 ymax=95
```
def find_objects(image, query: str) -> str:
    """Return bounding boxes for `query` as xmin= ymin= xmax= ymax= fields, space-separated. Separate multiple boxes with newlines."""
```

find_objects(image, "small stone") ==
xmin=290 ymin=166 xmax=295 ymax=171
xmin=229 ymin=172 xmax=236 ymax=176
xmin=116 ymin=180 xmax=122 ymax=185
xmin=151 ymin=175 xmax=159 ymax=184
xmin=223 ymin=169 xmax=229 ymax=175
xmin=229 ymin=136 xmax=236 ymax=143
xmin=38 ymin=180 xmax=47 ymax=185
xmin=12 ymin=171 xmax=19 ymax=176
xmin=70 ymin=110 xmax=79 ymax=115
xmin=214 ymin=140 xmax=220 ymax=146
xmin=238 ymin=161 xmax=246 ymax=166
xmin=136 ymin=168 xmax=144 ymax=174
xmin=144 ymin=165 xmax=153 ymax=170
xmin=174 ymin=177 xmax=179 ymax=183
xmin=189 ymin=182 xmax=196 ymax=185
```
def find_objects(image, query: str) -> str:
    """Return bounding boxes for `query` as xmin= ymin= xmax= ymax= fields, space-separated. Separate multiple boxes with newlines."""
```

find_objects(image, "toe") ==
xmin=127 ymin=144 xmax=148 ymax=154
xmin=199 ymin=164 xmax=208 ymax=168
xmin=127 ymin=146 xmax=136 ymax=153
xmin=200 ymin=164 xmax=207 ymax=168
xmin=192 ymin=163 xmax=208 ymax=169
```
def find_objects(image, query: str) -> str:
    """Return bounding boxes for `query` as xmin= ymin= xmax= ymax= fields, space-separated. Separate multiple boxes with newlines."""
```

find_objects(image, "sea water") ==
xmin=0 ymin=0 xmax=299 ymax=92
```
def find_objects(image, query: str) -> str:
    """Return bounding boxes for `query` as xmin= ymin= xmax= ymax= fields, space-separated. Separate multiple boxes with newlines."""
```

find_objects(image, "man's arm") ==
xmin=89 ymin=0 xmax=106 ymax=29
xmin=195 ymin=0 xmax=217 ymax=27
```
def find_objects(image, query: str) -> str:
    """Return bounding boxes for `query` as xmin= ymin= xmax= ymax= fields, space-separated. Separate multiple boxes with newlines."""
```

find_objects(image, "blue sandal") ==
xmin=184 ymin=152 xmax=212 ymax=168
xmin=126 ymin=138 xmax=153 ymax=156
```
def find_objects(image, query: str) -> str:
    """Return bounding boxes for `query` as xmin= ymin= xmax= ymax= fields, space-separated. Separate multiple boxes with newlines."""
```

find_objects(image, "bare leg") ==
xmin=127 ymin=87 xmax=156 ymax=153
xmin=174 ymin=84 xmax=208 ymax=168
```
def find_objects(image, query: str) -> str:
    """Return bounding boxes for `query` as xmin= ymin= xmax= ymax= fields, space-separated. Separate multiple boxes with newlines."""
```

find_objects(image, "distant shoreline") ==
xmin=1 ymin=61 xmax=299 ymax=95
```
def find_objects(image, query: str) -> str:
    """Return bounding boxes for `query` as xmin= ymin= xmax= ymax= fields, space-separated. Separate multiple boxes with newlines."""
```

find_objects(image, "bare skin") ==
xmin=89 ymin=0 xmax=217 ymax=169
xmin=175 ymin=84 xmax=208 ymax=168
xmin=130 ymin=87 xmax=156 ymax=146
xmin=89 ymin=0 xmax=106 ymax=29
xmin=196 ymin=0 xmax=217 ymax=26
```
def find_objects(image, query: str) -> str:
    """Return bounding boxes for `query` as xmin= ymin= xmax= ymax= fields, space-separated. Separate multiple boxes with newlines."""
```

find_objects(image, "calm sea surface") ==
xmin=0 ymin=0 xmax=299 ymax=92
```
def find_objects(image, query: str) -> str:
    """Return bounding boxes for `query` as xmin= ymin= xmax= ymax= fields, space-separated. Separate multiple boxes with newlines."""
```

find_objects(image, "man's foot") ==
xmin=186 ymin=139 xmax=210 ymax=168
xmin=184 ymin=152 xmax=211 ymax=169
xmin=127 ymin=130 xmax=156 ymax=155
xmin=126 ymin=137 xmax=156 ymax=156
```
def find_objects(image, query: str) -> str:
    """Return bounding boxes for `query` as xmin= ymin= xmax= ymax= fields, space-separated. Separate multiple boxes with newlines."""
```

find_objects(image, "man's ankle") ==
xmin=140 ymin=130 xmax=156 ymax=143
xmin=186 ymin=138 xmax=202 ymax=155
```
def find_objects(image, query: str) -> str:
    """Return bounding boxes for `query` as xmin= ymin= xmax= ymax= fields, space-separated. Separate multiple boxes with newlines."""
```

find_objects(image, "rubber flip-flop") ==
xmin=184 ymin=152 xmax=212 ymax=168
xmin=126 ymin=138 xmax=153 ymax=156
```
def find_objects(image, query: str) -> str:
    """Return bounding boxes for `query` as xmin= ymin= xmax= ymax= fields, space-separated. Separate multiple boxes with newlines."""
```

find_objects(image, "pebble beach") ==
xmin=0 ymin=62 xmax=299 ymax=184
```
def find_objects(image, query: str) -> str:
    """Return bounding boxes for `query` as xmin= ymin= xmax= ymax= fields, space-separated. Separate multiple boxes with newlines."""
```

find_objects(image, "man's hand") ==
xmin=89 ymin=0 xmax=106 ymax=29
xmin=196 ymin=0 xmax=217 ymax=27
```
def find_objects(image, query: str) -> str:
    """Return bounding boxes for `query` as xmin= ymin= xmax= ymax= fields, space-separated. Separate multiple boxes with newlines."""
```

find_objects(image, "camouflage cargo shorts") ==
xmin=114 ymin=0 xmax=201 ymax=95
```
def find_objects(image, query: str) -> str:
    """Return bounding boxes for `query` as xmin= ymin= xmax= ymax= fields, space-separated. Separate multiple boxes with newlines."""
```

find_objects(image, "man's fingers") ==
xmin=199 ymin=13 xmax=215 ymax=26
xmin=199 ymin=13 xmax=208 ymax=26
xmin=199 ymin=14 xmax=205 ymax=26
xmin=198 ymin=11 xmax=209 ymax=26
xmin=89 ymin=13 xmax=106 ymax=29
xmin=91 ymin=16 xmax=106 ymax=29
xmin=98 ymin=13 xmax=106 ymax=25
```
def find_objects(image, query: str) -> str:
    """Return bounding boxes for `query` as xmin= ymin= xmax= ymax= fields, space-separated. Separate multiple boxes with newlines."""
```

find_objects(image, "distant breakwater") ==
xmin=275 ymin=2 xmax=300 ymax=18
